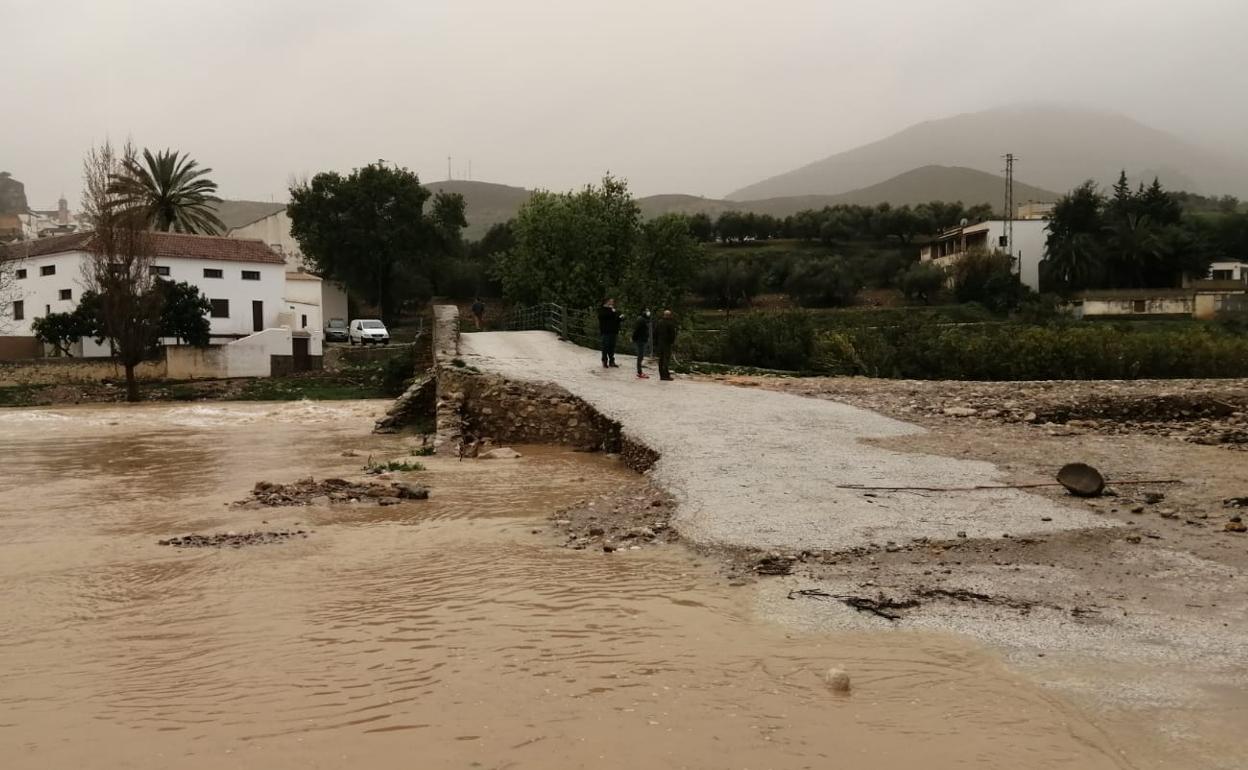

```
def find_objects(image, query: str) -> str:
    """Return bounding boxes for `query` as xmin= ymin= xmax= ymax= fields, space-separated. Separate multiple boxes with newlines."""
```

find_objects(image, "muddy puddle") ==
xmin=0 ymin=402 xmax=1133 ymax=769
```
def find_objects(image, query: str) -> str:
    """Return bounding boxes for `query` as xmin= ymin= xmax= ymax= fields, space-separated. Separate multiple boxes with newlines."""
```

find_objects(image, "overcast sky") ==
xmin=3 ymin=0 xmax=1245 ymax=207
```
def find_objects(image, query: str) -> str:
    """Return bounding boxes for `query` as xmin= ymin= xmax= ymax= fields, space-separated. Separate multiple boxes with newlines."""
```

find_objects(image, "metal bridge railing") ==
xmin=490 ymin=302 xmax=645 ymax=355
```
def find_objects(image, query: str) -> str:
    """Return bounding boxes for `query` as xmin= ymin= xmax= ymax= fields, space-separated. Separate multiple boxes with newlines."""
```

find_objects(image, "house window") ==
xmin=210 ymin=299 xmax=230 ymax=318
xmin=15 ymin=268 xmax=26 ymax=279
xmin=203 ymin=268 xmax=224 ymax=279
xmin=12 ymin=300 xmax=23 ymax=321
xmin=150 ymin=266 xmax=171 ymax=277
xmin=40 ymin=265 xmax=55 ymax=276
xmin=59 ymin=289 xmax=72 ymax=301
xmin=241 ymin=270 xmax=260 ymax=281
xmin=301 ymin=314 xmax=308 ymax=328
xmin=1132 ymin=300 xmax=1147 ymax=313
xmin=1211 ymin=269 xmax=1233 ymax=281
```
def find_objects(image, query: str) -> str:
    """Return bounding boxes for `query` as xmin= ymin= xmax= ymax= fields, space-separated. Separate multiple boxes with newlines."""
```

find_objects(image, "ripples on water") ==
xmin=0 ymin=402 xmax=1128 ymax=769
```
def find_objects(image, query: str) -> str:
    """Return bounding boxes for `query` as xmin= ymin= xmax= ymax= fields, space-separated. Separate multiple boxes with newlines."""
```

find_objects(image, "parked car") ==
xmin=324 ymin=318 xmax=349 ymax=343
xmin=349 ymin=319 xmax=390 ymax=345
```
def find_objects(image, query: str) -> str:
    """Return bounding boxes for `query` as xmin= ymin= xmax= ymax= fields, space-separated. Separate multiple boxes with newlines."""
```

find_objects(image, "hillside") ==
xmin=441 ymin=165 xmax=1053 ymax=237
xmin=727 ymin=104 xmax=1248 ymax=201
xmin=426 ymin=180 xmax=533 ymax=239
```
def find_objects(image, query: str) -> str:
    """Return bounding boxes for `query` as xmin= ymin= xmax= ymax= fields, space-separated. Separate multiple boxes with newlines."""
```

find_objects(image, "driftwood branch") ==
xmin=840 ymin=479 xmax=1182 ymax=493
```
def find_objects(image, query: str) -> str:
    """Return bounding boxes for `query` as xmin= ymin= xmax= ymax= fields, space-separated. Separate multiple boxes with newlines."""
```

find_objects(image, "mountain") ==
xmin=727 ymin=104 xmax=1248 ymax=201
xmin=435 ymin=165 xmax=1057 ymax=238
xmin=427 ymin=180 xmax=533 ymax=239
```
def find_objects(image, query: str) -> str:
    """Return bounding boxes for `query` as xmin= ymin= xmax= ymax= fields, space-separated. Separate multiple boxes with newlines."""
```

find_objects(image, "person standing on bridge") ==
xmin=632 ymin=309 xmax=653 ymax=379
xmin=655 ymin=309 xmax=678 ymax=381
xmin=598 ymin=298 xmax=622 ymax=368
xmin=470 ymin=298 xmax=486 ymax=330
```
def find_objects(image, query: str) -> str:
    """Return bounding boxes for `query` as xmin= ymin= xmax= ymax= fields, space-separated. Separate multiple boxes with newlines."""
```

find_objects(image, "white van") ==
xmin=349 ymin=319 xmax=390 ymax=345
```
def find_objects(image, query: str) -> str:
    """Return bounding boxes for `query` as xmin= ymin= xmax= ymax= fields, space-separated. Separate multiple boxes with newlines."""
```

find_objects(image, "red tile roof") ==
xmin=2 ymin=230 xmax=286 ymax=264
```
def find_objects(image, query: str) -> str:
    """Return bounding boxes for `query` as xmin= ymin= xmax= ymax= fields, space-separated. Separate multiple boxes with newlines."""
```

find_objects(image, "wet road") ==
xmin=0 ymin=402 xmax=1131 ymax=769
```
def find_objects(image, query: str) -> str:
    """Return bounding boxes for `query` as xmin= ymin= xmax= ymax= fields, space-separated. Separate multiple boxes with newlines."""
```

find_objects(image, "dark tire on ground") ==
xmin=1057 ymin=463 xmax=1106 ymax=497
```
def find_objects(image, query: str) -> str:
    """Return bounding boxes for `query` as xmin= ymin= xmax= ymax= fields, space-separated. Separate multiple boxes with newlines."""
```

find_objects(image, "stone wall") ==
xmin=439 ymin=367 xmax=619 ymax=447
xmin=425 ymin=304 xmax=659 ymax=473
xmin=0 ymin=356 xmax=166 ymax=387
xmin=325 ymin=341 xmax=423 ymax=372
xmin=0 ymin=336 xmax=42 ymax=361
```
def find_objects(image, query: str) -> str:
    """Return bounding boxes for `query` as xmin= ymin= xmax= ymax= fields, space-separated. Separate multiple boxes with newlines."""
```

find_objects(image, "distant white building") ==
xmin=919 ymin=219 xmax=1049 ymax=292
xmin=1 ymin=230 xmax=323 ymax=364
xmin=213 ymin=200 xmax=350 ymax=324
xmin=1206 ymin=261 xmax=1248 ymax=284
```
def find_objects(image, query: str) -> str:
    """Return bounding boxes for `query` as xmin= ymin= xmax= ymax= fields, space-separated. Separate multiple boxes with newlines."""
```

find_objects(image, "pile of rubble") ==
xmin=158 ymin=530 xmax=309 ymax=548
xmin=236 ymin=477 xmax=430 ymax=508
xmin=743 ymin=377 xmax=1248 ymax=450
xmin=551 ymin=485 xmax=678 ymax=552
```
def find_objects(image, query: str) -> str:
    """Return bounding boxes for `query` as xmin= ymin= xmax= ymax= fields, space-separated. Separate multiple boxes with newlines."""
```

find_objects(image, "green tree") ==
xmin=108 ymin=148 xmax=226 ymax=234
xmin=31 ymin=301 xmax=99 ymax=356
xmin=951 ymin=250 xmax=1028 ymax=313
xmin=289 ymin=163 xmax=463 ymax=323
xmin=696 ymin=258 xmax=762 ymax=313
xmin=783 ymin=258 xmax=862 ymax=307
xmin=687 ymin=212 xmax=715 ymax=242
xmin=897 ymin=262 xmax=946 ymax=304
xmin=1043 ymin=181 xmax=1106 ymax=292
xmin=625 ymin=213 xmax=703 ymax=312
xmin=493 ymin=175 xmax=639 ymax=308
xmin=156 ymin=280 xmax=212 ymax=346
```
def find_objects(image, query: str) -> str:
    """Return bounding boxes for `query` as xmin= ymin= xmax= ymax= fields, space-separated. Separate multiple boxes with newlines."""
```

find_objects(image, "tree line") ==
xmin=683 ymin=201 xmax=995 ymax=246
xmin=1042 ymin=173 xmax=1247 ymax=293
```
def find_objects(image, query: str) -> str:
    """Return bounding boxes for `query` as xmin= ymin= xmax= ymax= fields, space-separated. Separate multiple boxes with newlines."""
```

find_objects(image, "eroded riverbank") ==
xmin=0 ymin=401 xmax=1133 ymax=769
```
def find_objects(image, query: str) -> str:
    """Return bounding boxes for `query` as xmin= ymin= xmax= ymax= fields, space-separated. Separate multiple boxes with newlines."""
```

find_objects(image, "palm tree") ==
xmin=1104 ymin=212 xmax=1162 ymax=288
xmin=108 ymin=149 xmax=226 ymax=234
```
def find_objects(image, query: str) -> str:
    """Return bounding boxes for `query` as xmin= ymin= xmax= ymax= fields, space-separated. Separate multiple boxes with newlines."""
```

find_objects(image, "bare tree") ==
xmin=81 ymin=141 xmax=162 ymax=402
xmin=0 ymin=254 xmax=15 ymax=335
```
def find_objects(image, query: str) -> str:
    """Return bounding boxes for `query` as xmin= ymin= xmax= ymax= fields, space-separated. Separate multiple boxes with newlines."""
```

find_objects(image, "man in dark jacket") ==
xmin=597 ymin=298 xmax=622 ymax=368
xmin=655 ymin=309 xmax=678 ymax=381
xmin=631 ymin=309 xmax=652 ymax=379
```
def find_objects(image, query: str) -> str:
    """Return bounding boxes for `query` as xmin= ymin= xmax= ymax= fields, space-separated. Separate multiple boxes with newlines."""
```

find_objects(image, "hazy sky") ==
xmin=3 ymin=0 xmax=1245 ymax=207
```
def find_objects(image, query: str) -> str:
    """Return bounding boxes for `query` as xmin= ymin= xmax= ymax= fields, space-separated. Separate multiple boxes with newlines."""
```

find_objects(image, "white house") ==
xmin=919 ymin=219 xmax=1049 ymax=292
xmin=1 ymin=230 xmax=322 ymax=363
xmin=1206 ymin=261 xmax=1248 ymax=284
xmin=213 ymin=200 xmax=350 ymax=324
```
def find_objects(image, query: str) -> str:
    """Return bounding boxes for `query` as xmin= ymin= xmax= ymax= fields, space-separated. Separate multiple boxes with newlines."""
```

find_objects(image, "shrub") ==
xmin=381 ymin=346 xmax=417 ymax=395
xmin=816 ymin=322 xmax=1248 ymax=380
xmin=897 ymin=262 xmax=946 ymax=304
xmin=719 ymin=311 xmax=816 ymax=371
xmin=783 ymin=258 xmax=862 ymax=308
xmin=950 ymin=250 xmax=1029 ymax=312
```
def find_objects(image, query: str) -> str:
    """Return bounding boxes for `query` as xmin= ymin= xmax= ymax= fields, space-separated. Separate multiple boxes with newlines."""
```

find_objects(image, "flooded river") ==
xmin=0 ymin=402 xmax=1132 ymax=769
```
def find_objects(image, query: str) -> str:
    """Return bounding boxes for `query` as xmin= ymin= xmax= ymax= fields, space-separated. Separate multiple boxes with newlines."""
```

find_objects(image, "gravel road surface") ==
xmin=461 ymin=331 xmax=1109 ymax=550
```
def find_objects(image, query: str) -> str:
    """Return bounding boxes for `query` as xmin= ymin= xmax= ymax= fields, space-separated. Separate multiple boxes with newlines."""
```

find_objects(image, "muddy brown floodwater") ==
xmin=0 ymin=402 xmax=1134 ymax=769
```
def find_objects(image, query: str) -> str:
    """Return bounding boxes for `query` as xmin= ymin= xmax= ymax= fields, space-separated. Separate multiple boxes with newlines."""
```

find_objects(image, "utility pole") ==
xmin=447 ymin=156 xmax=452 ymax=181
xmin=1002 ymin=153 xmax=1016 ymax=261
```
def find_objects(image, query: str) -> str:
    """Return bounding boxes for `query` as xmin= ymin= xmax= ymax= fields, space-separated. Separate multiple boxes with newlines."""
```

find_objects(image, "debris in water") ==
xmin=159 ymin=530 xmax=308 ymax=548
xmin=787 ymin=588 xmax=919 ymax=621
xmin=823 ymin=667 xmax=852 ymax=694
xmin=237 ymin=478 xmax=428 ymax=507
